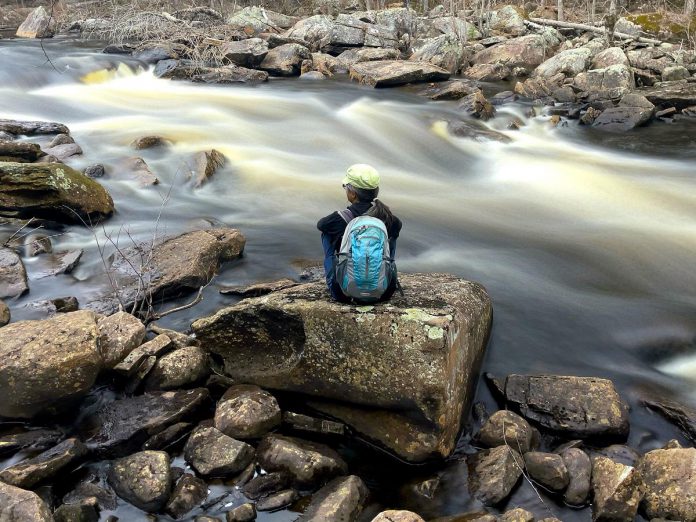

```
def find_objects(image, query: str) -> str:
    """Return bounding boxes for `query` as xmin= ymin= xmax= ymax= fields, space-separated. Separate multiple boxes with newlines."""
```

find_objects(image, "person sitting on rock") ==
xmin=317 ymin=164 xmax=402 ymax=303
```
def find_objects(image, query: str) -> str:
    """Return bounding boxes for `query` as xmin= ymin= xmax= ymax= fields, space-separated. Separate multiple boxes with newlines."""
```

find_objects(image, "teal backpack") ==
xmin=335 ymin=210 xmax=397 ymax=303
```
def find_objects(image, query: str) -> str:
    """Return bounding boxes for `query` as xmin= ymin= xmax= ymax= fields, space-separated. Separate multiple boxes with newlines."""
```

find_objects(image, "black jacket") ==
xmin=317 ymin=201 xmax=402 ymax=253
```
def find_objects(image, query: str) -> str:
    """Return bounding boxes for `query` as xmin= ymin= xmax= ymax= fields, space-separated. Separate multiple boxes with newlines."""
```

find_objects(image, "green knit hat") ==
xmin=342 ymin=164 xmax=380 ymax=190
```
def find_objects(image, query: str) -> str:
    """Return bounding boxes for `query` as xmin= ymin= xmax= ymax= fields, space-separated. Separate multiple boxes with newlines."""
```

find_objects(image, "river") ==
xmin=1 ymin=35 xmax=696 ymax=521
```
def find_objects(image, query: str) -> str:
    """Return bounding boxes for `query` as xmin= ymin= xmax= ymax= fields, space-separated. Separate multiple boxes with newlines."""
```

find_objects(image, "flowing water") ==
xmin=2 ymin=35 xmax=696 ymax=521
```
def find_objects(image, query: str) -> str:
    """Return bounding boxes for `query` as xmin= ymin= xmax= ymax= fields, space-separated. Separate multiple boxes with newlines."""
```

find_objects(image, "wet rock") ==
xmin=145 ymin=345 xmax=209 ymax=391
xmin=0 ymin=438 xmax=87 ymax=489
xmin=199 ymin=517 xmax=223 ymax=522
xmin=97 ymin=311 xmax=146 ymax=369
xmin=220 ymin=278 xmax=299 ymax=297
xmin=638 ymin=447 xmax=696 ymax=521
xmin=592 ymin=47 xmax=629 ymax=69
xmin=0 ymin=429 xmax=64 ymax=457
xmin=371 ymin=511 xmax=425 ymax=522
xmin=0 ymin=481 xmax=53 ymax=521
xmin=243 ymin=471 xmax=291 ymax=500
xmin=134 ymin=43 xmax=180 ymax=64
xmin=120 ymin=156 xmax=159 ymax=186
xmin=23 ymin=233 xmax=52 ymax=257
xmin=149 ymin=324 xmax=199 ymax=349
xmin=192 ymin=65 xmax=270 ymax=84
xmin=472 ymin=35 xmax=550 ymax=70
xmin=226 ymin=503 xmax=256 ymax=521
xmin=36 ymin=249 xmax=83 ymax=278
xmin=0 ymin=140 xmax=45 ymax=162
xmin=0 ymin=247 xmax=28 ymax=298
xmin=165 ymin=473 xmax=208 ymax=519
xmin=534 ymin=47 xmax=591 ymax=78
xmin=215 ymin=385 xmax=281 ymax=439
xmin=591 ymin=456 xmax=643 ymax=522
xmin=257 ymin=434 xmax=347 ymax=487
xmin=639 ymin=82 xmax=696 ymax=110
xmin=189 ymin=149 xmax=225 ymax=188
xmin=142 ymin=422 xmax=193 ymax=451
xmin=523 ymin=451 xmax=569 ymax=491
xmin=460 ymin=91 xmax=495 ymax=120
xmin=580 ymin=106 xmax=602 ymax=125
xmin=92 ymin=228 xmax=245 ymax=315
xmin=15 ymin=6 xmax=53 ymax=38
xmin=193 ymin=273 xmax=491 ymax=463
xmin=103 ymin=43 xmax=136 ymax=54
xmin=500 ymin=508 xmax=534 ymax=522
xmin=0 ymin=162 xmax=114 ymax=225
xmin=350 ymin=60 xmax=450 ymax=87
xmin=131 ymin=135 xmax=169 ymax=150
xmin=503 ymin=374 xmax=630 ymax=439
xmin=114 ymin=334 xmax=173 ymax=375
xmin=54 ymin=502 xmax=99 ymax=522
xmin=282 ymin=411 xmax=345 ymax=436
xmin=184 ymin=426 xmax=255 ymax=477
xmin=662 ymin=65 xmax=690 ymax=82
xmin=592 ymin=106 xmax=653 ymax=132
xmin=561 ymin=447 xmax=591 ymax=505
xmin=463 ymin=63 xmax=512 ymax=81
xmin=27 ymin=296 xmax=79 ymax=316
xmin=0 ymin=310 xmax=100 ymax=418
xmin=43 ymin=143 xmax=82 ymax=161
xmin=259 ymin=43 xmax=311 ymax=77
xmin=256 ymin=488 xmax=299 ymax=511
xmin=222 ymin=38 xmax=269 ymax=67
xmin=468 ymin=445 xmax=524 ymax=506
xmin=419 ymin=80 xmax=479 ymax=100
xmin=108 ymin=450 xmax=172 ymax=512
xmin=574 ymin=64 xmax=634 ymax=100
xmin=643 ymin=395 xmax=696 ymax=444
xmin=410 ymin=35 xmax=466 ymax=74
xmin=299 ymin=475 xmax=368 ymax=521
xmin=595 ymin=444 xmax=641 ymax=466
xmin=63 ymin=480 xmax=118 ymax=510
xmin=0 ymin=118 xmax=68 ymax=136
xmin=84 ymin=164 xmax=105 ymax=178
xmin=477 ymin=410 xmax=535 ymax=453
xmin=81 ymin=388 xmax=209 ymax=456
xmin=0 ymin=299 xmax=9 ymax=326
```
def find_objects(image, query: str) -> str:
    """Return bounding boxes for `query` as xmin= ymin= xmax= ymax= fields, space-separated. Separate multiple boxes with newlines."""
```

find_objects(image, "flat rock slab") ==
xmin=639 ymin=82 xmax=696 ymax=110
xmin=0 ymin=118 xmax=69 ymax=136
xmin=349 ymin=60 xmax=450 ymax=87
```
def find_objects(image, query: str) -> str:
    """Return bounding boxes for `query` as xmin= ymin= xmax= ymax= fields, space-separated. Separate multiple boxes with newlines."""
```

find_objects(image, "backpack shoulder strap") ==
xmin=337 ymin=209 xmax=355 ymax=224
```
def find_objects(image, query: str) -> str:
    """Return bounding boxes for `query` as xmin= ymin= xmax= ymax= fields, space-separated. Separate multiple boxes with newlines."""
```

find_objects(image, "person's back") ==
xmin=317 ymin=164 xmax=402 ymax=302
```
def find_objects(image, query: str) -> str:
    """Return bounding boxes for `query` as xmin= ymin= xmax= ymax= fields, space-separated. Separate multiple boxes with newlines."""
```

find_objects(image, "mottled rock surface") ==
xmin=350 ymin=60 xmax=450 ymax=87
xmin=184 ymin=427 xmax=255 ymax=477
xmin=477 ymin=410 xmax=535 ymax=453
xmin=638 ymin=447 xmax=696 ymax=521
xmin=108 ymin=450 xmax=172 ymax=512
xmin=97 ymin=312 xmax=146 ymax=368
xmin=299 ymin=475 xmax=369 ymax=521
xmin=591 ymin=456 xmax=643 ymax=522
xmin=468 ymin=445 xmax=524 ymax=506
xmin=215 ymin=385 xmax=281 ymax=439
xmin=524 ymin=451 xmax=569 ymax=491
xmin=0 ymin=481 xmax=53 ymax=521
xmin=145 ymin=345 xmax=209 ymax=391
xmin=561 ymin=447 xmax=591 ymax=505
xmin=0 ymin=248 xmax=28 ymax=299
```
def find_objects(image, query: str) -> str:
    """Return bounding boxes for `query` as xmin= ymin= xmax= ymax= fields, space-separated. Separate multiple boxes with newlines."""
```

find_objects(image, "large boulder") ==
xmin=533 ymin=47 xmax=591 ymax=78
xmin=108 ymin=450 xmax=172 ymax=512
xmin=489 ymin=6 xmax=527 ymax=36
xmin=350 ymin=60 xmax=450 ymax=87
xmin=90 ymin=228 xmax=245 ymax=315
xmin=591 ymin=456 xmax=644 ymax=521
xmin=472 ymin=35 xmax=550 ymax=70
xmin=591 ymin=47 xmax=629 ymax=69
xmin=259 ymin=43 xmax=311 ymax=76
xmin=0 ymin=248 xmax=28 ymax=299
xmin=192 ymin=273 xmax=491 ymax=462
xmin=410 ymin=35 xmax=466 ymax=74
xmin=0 ymin=311 xmax=101 ymax=419
xmin=573 ymin=64 xmax=634 ymax=100
xmin=221 ymin=38 xmax=269 ymax=67
xmin=429 ymin=16 xmax=480 ymax=40
xmin=15 ymin=6 xmax=54 ymax=38
xmin=0 ymin=481 xmax=53 ymax=521
xmin=638 ymin=82 xmax=696 ymax=111
xmin=638 ymin=447 xmax=696 ymax=521
xmin=227 ymin=6 xmax=295 ymax=34
xmin=285 ymin=15 xmax=334 ymax=50
xmin=503 ymin=374 xmax=630 ymax=439
xmin=0 ymin=163 xmax=114 ymax=225
xmin=592 ymin=106 xmax=653 ymax=132
xmin=299 ymin=475 xmax=369 ymax=521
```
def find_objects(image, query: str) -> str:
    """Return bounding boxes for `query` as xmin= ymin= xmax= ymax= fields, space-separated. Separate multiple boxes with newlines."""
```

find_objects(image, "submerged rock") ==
xmin=120 ymin=156 xmax=159 ymax=186
xmin=299 ymin=475 xmax=369 ymax=521
xmin=184 ymin=427 xmax=255 ymax=477
xmin=215 ymin=385 xmax=281 ymax=439
xmin=503 ymin=374 xmax=630 ymax=439
xmin=0 ymin=162 xmax=114 ymax=225
xmin=468 ymin=445 xmax=524 ymax=506
xmin=189 ymin=149 xmax=225 ymax=188
xmin=349 ymin=60 xmax=450 ymax=87
xmin=638 ymin=447 xmax=696 ymax=521
xmin=108 ymin=450 xmax=172 ymax=512
xmin=131 ymin=135 xmax=169 ymax=150
xmin=257 ymin=434 xmax=347 ymax=487
xmin=0 ymin=310 xmax=100 ymax=419
xmin=591 ymin=456 xmax=643 ymax=521
xmin=192 ymin=273 xmax=491 ymax=462
xmin=0 ymin=247 xmax=28 ymax=299
xmin=0 ymin=481 xmax=53 ymax=521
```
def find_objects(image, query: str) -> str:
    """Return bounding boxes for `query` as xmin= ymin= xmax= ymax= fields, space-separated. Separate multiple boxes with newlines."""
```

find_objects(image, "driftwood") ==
xmin=526 ymin=17 xmax=663 ymax=45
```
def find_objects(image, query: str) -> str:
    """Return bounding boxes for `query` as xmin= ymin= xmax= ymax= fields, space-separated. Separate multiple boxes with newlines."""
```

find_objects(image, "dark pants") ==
xmin=322 ymin=233 xmax=397 ymax=302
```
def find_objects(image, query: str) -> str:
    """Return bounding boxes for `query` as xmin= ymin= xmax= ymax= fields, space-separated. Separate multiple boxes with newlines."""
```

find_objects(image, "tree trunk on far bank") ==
xmin=558 ymin=0 xmax=564 ymax=21
xmin=686 ymin=0 xmax=695 ymax=17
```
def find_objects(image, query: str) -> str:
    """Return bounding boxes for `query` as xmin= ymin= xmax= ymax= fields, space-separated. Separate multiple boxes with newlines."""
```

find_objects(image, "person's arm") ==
xmin=317 ymin=212 xmax=347 ymax=237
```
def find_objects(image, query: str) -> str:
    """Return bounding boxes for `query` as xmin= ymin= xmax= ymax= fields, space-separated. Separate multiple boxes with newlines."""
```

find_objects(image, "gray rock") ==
xmin=184 ymin=427 xmax=255 ymax=477
xmin=131 ymin=135 xmax=168 ymax=150
xmin=165 ymin=473 xmax=208 ymax=519
xmin=490 ymin=5 xmax=527 ymax=36
xmin=350 ymin=60 xmax=450 ymax=87
xmin=662 ymin=65 xmax=691 ymax=82
xmin=614 ymin=17 xmax=642 ymax=36
xmin=595 ymin=444 xmax=641 ymax=466
xmin=226 ymin=503 xmax=256 ymax=521
xmin=592 ymin=47 xmax=629 ymax=69
xmin=257 ymin=434 xmax=347 ymax=487
xmin=215 ymin=385 xmax=281 ymax=439
xmin=592 ymin=106 xmax=653 ymax=132
xmin=108 ymin=450 xmax=172 ymax=512
xmin=0 ymin=299 xmax=9 ymax=326
xmin=227 ymin=6 xmax=295 ymax=32
xmin=0 ymin=311 xmax=100 ymax=418
xmin=134 ymin=44 xmax=179 ymax=64
xmin=43 ymin=143 xmax=83 ymax=161
xmin=256 ymin=488 xmax=299 ymax=511
xmin=0 ymin=118 xmax=68 ymax=136
xmin=561 ymin=447 xmax=591 ymax=505
xmin=478 ymin=410 xmax=535 ymax=453
xmin=259 ymin=43 xmax=311 ymax=77
xmin=429 ymin=16 xmax=480 ymax=39
xmin=638 ymin=447 xmax=696 ymax=521
xmin=286 ymin=15 xmax=335 ymax=50
xmin=639 ymin=82 xmax=696 ymax=110
xmin=472 ymin=35 xmax=550 ymax=70
xmin=419 ymin=80 xmax=479 ymax=100
xmin=337 ymin=47 xmax=399 ymax=67
xmin=0 ymin=481 xmax=53 ymax=521
xmin=371 ymin=511 xmax=425 ymax=522
xmin=192 ymin=65 xmax=269 ymax=84
xmin=0 ymin=248 xmax=28 ymax=299
xmin=84 ymin=164 xmax=105 ymax=178
xmin=221 ymin=38 xmax=269 ymax=68
xmin=193 ymin=273 xmax=491 ymax=463
xmin=591 ymin=456 xmax=643 ymax=522
xmin=524 ymin=451 xmax=569 ymax=491
xmin=299 ymin=71 xmax=326 ymax=80
xmin=410 ymin=35 xmax=466 ymax=74
xmin=534 ymin=47 xmax=591 ymax=78
xmin=188 ymin=149 xmax=225 ymax=188
xmin=463 ymin=63 xmax=512 ymax=81
xmin=81 ymin=389 xmax=210 ymax=456
xmin=574 ymin=64 xmax=634 ymax=99
xmin=503 ymin=374 xmax=630 ymax=439
xmin=468 ymin=445 xmax=524 ymax=506
xmin=299 ymin=475 xmax=369 ymax=521
xmin=619 ymin=93 xmax=655 ymax=110
xmin=145 ymin=345 xmax=209 ymax=391
xmin=23 ymin=233 xmax=52 ymax=257
xmin=97 ymin=312 xmax=146 ymax=369
xmin=120 ymin=156 xmax=159 ymax=186
xmin=35 ymin=249 xmax=83 ymax=278
xmin=15 ymin=6 xmax=53 ymax=38
xmin=0 ymin=438 xmax=88 ymax=489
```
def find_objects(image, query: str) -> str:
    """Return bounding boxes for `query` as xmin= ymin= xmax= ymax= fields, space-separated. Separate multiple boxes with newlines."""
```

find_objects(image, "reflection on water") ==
xmin=2 ymin=36 xmax=696 ymax=520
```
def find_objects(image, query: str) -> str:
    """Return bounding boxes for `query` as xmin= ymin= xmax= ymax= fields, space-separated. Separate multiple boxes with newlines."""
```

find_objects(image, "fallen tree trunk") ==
xmin=526 ymin=17 xmax=663 ymax=45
